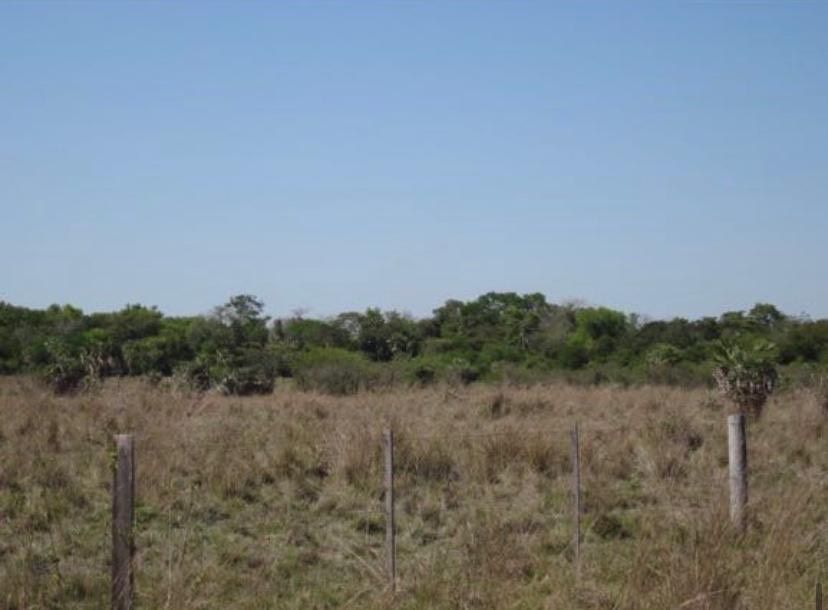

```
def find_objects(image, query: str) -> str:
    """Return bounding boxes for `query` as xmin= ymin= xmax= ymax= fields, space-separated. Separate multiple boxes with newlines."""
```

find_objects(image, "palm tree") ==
xmin=712 ymin=338 xmax=778 ymax=419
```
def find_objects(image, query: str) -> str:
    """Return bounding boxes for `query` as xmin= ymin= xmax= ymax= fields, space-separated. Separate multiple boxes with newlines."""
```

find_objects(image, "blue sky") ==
xmin=2 ymin=2 xmax=826 ymax=320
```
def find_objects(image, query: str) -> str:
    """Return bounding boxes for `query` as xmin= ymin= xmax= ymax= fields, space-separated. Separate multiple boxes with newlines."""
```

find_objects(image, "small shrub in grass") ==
xmin=485 ymin=391 xmax=509 ymax=418
xmin=215 ymin=365 xmax=275 ymax=396
xmin=488 ymin=361 xmax=550 ymax=386
xmin=445 ymin=358 xmax=481 ymax=385
xmin=402 ymin=355 xmax=459 ymax=386
xmin=213 ymin=348 xmax=279 ymax=395
xmin=342 ymin=441 xmax=382 ymax=491
xmin=42 ymin=340 xmax=99 ymax=394
xmin=174 ymin=348 xmax=278 ymax=395
xmin=174 ymin=357 xmax=212 ymax=392
xmin=352 ymin=514 xmax=383 ymax=535
xmin=122 ymin=335 xmax=176 ymax=376
xmin=43 ymin=354 xmax=87 ymax=394
xmin=292 ymin=347 xmax=379 ymax=395
xmin=646 ymin=361 xmax=711 ymax=387
xmin=592 ymin=512 xmax=632 ymax=540
xmin=395 ymin=434 xmax=457 ymax=482
xmin=410 ymin=362 xmax=437 ymax=386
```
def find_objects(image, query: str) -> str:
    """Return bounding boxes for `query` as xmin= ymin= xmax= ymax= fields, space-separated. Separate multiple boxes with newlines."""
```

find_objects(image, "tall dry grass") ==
xmin=0 ymin=377 xmax=825 ymax=609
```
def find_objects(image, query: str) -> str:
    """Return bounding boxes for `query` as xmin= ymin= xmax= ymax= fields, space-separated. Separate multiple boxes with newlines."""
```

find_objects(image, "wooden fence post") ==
xmin=112 ymin=434 xmax=135 ymax=610
xmin=571 ymin=422 xmax=581 ymax=579
xmin=727 ymin=414 xmax=748 ymax=531
xmin=384 ymin=428 xmax=396 ymax=593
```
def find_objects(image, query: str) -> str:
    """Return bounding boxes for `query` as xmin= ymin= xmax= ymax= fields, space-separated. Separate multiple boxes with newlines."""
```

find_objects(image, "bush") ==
xmin=122 ymin=336 xmax=172 ymax=375
xmin=41 ymin=340 xmax=95 ymax=394
xmin=410 ymin=362 xmax=436 ymax=386
xmin=446 ymin=358 xmax=481 ymax=385
xmin=175 ymin=348 xmax=278 ymax=395
xmin=402 ymin=355 xmax=483 ymax=386
xmin=399 ymin=355 xmax=448 ymax=386
xmin=175 ymin=357 xmax=212 ymax=392
xmin=645 ymin=361 xmax=711 ymax=387
xmin=488 ymin=361 xmax=552 ymax=385
xmin=645 ymin=343 xmax=683 ymax=369
xmin=212 ymin=348 xmax=279 ymax=396
xmin=292 ymin=348 xmax=380 ymax=395
xmin=43 ymin=355 xmax=87 ymax=394
xmin=559 ymin=340 xmax=589 ymax=370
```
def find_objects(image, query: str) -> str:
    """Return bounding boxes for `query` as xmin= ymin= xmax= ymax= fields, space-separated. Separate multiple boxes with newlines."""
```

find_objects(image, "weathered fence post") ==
xmin=112 ymin=434 xmax=135 ymax=610
xmin=571 ymin=422 xmax=581 ymax=578
xmin=727 ymin=414 xmax=748 ymax=531
xmin=384 ymin=428 xmax=396 ymax=593
xmin=817 ymin=581 xmax=823 ymax=610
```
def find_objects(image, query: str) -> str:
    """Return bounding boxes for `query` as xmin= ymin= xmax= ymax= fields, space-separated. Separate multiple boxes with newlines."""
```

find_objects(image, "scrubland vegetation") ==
xmin=1 ymin=293 xmax=827 ymax=396
xmin=1 ymin=377 xmax=825 ymax=609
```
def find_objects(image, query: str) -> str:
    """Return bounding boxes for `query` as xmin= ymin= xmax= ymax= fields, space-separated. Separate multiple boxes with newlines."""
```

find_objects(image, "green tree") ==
xmin=182 ymin=295 xmax=276 ymax=394
xmin=213 ymin=294 xmax=269 ymax=347
xmin=748 ymin=303 xmax=785 ymax=330
xmin=358 ymin=308 xmax=393 ymax=361
xmin=565 ymin=307 xmax=629 ymax=364
xmin=281 ymin=317 xmax=352 ymax=350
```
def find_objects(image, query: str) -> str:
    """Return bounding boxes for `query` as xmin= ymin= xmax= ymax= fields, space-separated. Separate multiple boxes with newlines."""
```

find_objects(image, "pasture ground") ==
xmin=0 ymin=377 xmax=825 ymax=609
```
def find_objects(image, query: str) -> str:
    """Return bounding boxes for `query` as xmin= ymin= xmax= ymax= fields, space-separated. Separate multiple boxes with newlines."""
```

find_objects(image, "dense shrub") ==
xmin=445 ymin=358 xmax=481 ymax=385
xmin=399 ymin=355 xmax=484 ymax=386
xmin=292 ymin=348 xmax=380 ymax=395
xmin=407 ymin=361 xmax=437 ymax=386
xmin=175 ymin=356 xmax=212 ymax=392
xmin=2 ymin=294 xmax=827 ymax=395
xmin=174 ymin=348 xmax=279 ymax=395
xmin=212 ymin=349 xmax=279 ymax=396
xmin=123 ymin=336 xmax=174 ymax=375
xmin=43 ymin=356 xmax=87 ymax=394
xmin=41 ymin=340 xmax=92 ymax=394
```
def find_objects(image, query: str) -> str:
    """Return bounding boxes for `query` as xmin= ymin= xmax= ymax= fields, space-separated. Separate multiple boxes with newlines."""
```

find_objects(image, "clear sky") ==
xmin=2 ymin=2 xmax=826 ymax=321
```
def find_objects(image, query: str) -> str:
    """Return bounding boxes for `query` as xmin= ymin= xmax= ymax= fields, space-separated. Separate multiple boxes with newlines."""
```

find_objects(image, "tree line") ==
xmin=0 ymin=292 xmax=826 ymax=394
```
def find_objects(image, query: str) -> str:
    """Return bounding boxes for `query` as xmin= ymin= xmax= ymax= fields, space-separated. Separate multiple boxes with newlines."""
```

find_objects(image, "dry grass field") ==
xmin=0 ymin=377 xmax=825 ymax=609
